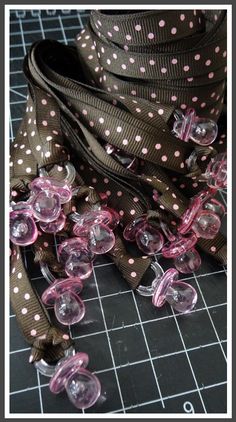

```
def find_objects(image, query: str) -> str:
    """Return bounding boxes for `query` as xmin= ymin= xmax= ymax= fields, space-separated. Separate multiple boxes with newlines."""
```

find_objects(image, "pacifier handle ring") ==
xmin=39 ymin=161 xmax=76 ymax=186
xmin=34 ymin=345 xmax=75 ymax=377
xmin=136 ymin=262 xmax=164 ymax=297
xmin=40 ymin=262 xmax=56 ymax=284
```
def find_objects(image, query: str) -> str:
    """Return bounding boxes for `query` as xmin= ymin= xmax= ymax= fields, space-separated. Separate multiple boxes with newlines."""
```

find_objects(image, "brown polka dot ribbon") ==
xmin=10 ymin=245 xmax=73 ymax=363
xmin=10 ymin=10 xmax=227 ymax=356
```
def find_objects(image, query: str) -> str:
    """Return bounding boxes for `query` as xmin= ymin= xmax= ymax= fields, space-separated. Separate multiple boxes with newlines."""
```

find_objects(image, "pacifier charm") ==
xmin=173 ymin=108 xmax=218 ymax=146
xmin=10 ymin=209 xmax=38 ymax=246
xmin=204 ymin=153 xmax=227 ymax=188
xmin=49 ymin=353 xmax=101 ymax=409
xmin=162 ymin=233 xmax=201 ymax=274
xmin=152 ymin=268 xmax=198 ymax=313
xmin=178 ymin=189 xmax=222 ymax=240
xmin=58 ymin=238 xmax=94 ymax=280
xmin=174 ymin=248 xmax=201 ymax=274
xmin=135 ymin=223 xmax=164 ymax=255
xmin=29 ymin=177 xmax=72 ymax=222
xmin=42 ymin=278 xmax=85 ymax=325
xmin=39 ymin=211 xmax=66 ymax=233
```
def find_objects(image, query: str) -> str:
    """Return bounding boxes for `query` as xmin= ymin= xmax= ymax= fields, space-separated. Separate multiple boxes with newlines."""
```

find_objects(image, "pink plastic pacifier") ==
xmin=173 ymin=108 xmax=218 ymax=146
xmin=58 ymin=238 xmax=94 ymax=280
xmin=135 ymin=223 xmax=164 ymax=255
xmin=202 ymin=198 xmax=225 ymax=219
xmin=29 ymin=176 xmax=72 ymax=223
xmin=49 ymin=352 xmax=101 ymax=409
xmin=42 ymin=277 xmax=85 ymax=325
xmin=162 ymin=233 xmax=201 ymax=274
xmin=204 ymin=152 xmax=227 ymax=188
xmin=178 ymin=189 xmax=222 ymax=240
xmin=10 ymin=209 xmax=38 ymax=246
xmin=152 ymin=268 xmax=198 ymax=313
xmin=123 ymin=215 xmax=147 ymax=241
xmin=39 ymin=211 xmax=66 ymax=233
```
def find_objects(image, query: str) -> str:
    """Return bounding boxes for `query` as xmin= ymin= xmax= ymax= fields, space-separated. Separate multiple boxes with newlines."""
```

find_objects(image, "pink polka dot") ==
xmin=155 ymin=143 xmax=161 ymax=150
xmin=210 ymin=246 xmax=216 ymax=253
xmin=105 ymin=130 xmax=110 ymax=136
xmin=117 ymin=191 xmax=123 ymax=197
xmin=128 ymin=259 xmax=134 ymax=264
xmin=159 ymin=20 xmax=165 ymax=27
xmin=148 ymin=112 xmax=153 ymax=118
xmin=158 ymin=109 xmax=164 ymax=115
xmin=21 ymin=308 xmax=27 ymax=315
xmin=180 ymin=184 xmax=185 ymax=189
xmin=119 ymin=210 xmax=124 ymax=216
xmin=187 ymin=77 xmax=193 ymax=82
xmin=180 ymin=162 xmax=185 ymax=168
xmin=104 ymin=178 xmax=109 ymax=184
xmin=180 ymin=104 xmax=187 ymax=110
xmin=192 ymin=97 xmax=198 ymax=102
xmin=126 ymin=34 xmax=132 ymax=41
xmin=223 ymin=51 xmax=227 ymax=57
xmin=121 ymin=64 xmax=127 ymax=70
xmin=148 ymin=33 xmax=154 ymax=39
xmin=133 ymin=197 xmax=139 ymax=202
xmin=135 ymin=24 xmax=141 ymax=31
xmin=34 ymin=314 xmax=40 ymax=321
xmin=208 ymin=72 xmax=214 ymax=79
xmin=13 ymin=287 xmax=19 ymax=293
xmin=174 ymin=151 xmax=180 ymax=157
xmin=114 ymin=25 xmax=119 ymax=31
xmin=149 ymin=59 xmax=155 ymax=66
xmin=135 ymin=135 xmax=142 ymax=142
xmin=194 ymin=54 xmax=200 ymax=61
xmin=189 ymin=21 xmax=194 ymax=28
xmin=171 ymin=58 xmax=178 ymax=65
xmin=180 ymin=14 xmax=185 ymax=21
xmin=201 ymin=102 xmax=206 ymax=108
xmin=41 ymin=99 xmax=47 ymax=105
xmin=42 ymin=120 xmax=48 ymax=126
xmin=63 ymin=334 xmax=70 ymax=340
xmin=171 ymin=27 xmax=177 ymax=35
xmin=201 ymin=155 xmax=207 ymax=161
xmin=24 ymin=293 xmax=30 ymax=300
xmin=31 ymin=330 xmax=37 ymax=336
xmin=140 ymin=67 xmax=146 ymax=73
xmin=215 ymin=46 xmax=220 ymax=53
xmin=205 ymin=59 xmax=211 ymax=66
xmin=161 ymin=155 xmax=167 ymax=162
xmin=173 ymin=204 xmax=179 ymax=210
xmin=183 ymin=65 xmax=190 ymax=72
xmin=142 ymin=148 xmax=148 ymax=154
xmin=131 ymin=272 xmax=137 ymax=278
xmin=161 ymin=67 xmax=167 ymax=74
xmin=171 ymin=95 xmax=177 ymax=101
xmin=122 ymin=139 xmax=128 ymax=145
xmin=106 ymin=191 xmax=111 ymax=196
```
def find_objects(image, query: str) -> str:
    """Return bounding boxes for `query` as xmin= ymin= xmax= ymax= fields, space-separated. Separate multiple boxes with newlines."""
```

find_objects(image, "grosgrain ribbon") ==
xmin=10 ymin=9 xmax=227 ymax=347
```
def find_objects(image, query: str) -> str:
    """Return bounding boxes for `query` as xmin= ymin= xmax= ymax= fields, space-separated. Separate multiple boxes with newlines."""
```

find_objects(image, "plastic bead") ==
xmin=192 ymin=210 xmax=221 ymax=239
xmin=10 ymin=209 xmax=38 ymax=246
xmin=152 ymin=268 xmax=198 ymax=313
xmin=174 ymin=248 xmax=201 ymax=274
xmin=49 ymin=353 xmax=101 ymax=409
xmin=135 ymin=223 xmax=164 ymax=255
xmin=39 ymin=211 xmax=66 ymax=233
xmin=42 ymin=278 xmax=85 ymax=325
xmin=204 ymin=153 xmax=227 ymax=188
xmin=162 ymin=232 xmax=198 ymax=258
xmin=173 ymin=108 xmax=218 ymax=146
